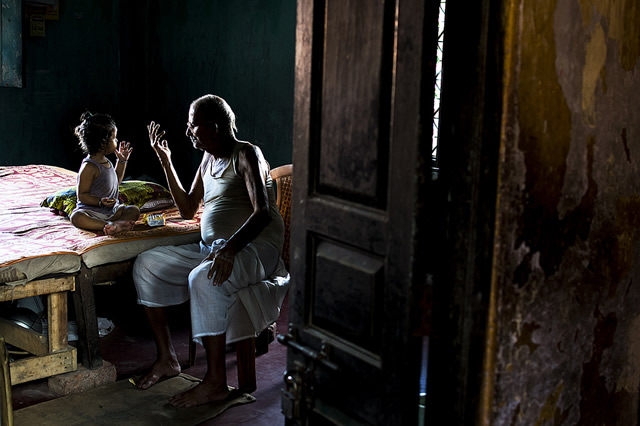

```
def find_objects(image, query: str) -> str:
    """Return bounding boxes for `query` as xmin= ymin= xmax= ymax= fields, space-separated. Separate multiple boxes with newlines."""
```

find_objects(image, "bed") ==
xmin=0 ymin=164 xmax=203 ymax=382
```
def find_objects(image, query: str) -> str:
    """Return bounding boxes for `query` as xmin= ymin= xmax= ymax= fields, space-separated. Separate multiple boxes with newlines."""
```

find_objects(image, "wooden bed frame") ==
xmin=0 ymin=276 xmax=76 ymax=384
xmin=1 ymin=253 xmax=175 ymax=379
xmin=0 ymin=262 xmax=140 ymax=387
xmin=72 ymin=260 xmax=136 ymax=370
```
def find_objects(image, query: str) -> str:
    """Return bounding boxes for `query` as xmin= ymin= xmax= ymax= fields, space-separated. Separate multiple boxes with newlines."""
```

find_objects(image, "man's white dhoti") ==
xmin=133 ymin=239 xmax=289 ymax=344
xmin=134 ymin=140 xmax=289 ymax=345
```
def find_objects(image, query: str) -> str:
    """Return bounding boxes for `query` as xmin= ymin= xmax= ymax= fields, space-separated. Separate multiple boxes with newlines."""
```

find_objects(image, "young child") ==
xmin=70 ymin=111 xmax=140 ymax=235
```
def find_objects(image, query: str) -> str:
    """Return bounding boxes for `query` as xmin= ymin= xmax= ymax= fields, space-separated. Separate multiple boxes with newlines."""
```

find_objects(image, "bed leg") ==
xmin=73 ymin=264 xmax=103 ymax=370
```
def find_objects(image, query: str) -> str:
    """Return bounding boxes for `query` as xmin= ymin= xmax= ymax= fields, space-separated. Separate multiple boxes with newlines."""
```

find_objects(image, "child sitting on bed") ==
xmin=70 ymin=111 xmax=140 ymax=235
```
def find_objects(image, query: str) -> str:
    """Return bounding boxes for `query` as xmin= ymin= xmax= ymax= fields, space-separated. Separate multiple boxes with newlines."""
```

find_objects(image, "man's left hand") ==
xmin=207 ymin=246 xmax=235 ymax=285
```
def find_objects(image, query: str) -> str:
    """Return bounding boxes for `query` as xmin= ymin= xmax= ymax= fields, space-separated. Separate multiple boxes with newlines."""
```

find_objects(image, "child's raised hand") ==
xmin=115 ymin=141 xmax=133 ymax=162
xmin=147 ymin=121 xmax=171 ymax=164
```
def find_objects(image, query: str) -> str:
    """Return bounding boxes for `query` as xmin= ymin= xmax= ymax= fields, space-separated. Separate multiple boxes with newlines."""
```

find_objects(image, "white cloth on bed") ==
xmin=132 ymin=240 xmax=289 ymax=344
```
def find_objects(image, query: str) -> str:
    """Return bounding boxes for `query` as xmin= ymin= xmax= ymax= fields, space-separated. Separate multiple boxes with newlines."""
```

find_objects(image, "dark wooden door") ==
xmin=282 ymin=1 xmax=438 ymax=424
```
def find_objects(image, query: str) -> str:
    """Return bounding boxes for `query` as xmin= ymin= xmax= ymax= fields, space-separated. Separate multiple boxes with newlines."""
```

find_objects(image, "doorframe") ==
xmin=426 ymin=0 xmax=505 ymax=423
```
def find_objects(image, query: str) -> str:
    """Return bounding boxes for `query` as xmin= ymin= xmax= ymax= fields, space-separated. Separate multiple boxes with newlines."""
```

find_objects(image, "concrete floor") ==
xmin=10 ymin=283 xmax=289 ymax=425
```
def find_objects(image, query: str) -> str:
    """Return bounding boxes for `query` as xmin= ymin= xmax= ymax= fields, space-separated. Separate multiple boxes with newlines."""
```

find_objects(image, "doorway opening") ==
xmin=420 ymin=0 xmax=446 ymax=424
xmin=431 ymin=0 xmax=446 ymax=169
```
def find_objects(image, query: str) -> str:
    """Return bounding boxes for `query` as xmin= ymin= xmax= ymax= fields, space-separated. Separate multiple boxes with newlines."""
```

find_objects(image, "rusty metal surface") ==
xmin=493 ymin=0 xmax=640 ymax=424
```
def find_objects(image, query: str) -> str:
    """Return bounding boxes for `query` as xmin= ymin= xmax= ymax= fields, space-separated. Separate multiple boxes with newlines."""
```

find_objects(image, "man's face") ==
xmin=186 ymin=105 xmax=215 ymax=151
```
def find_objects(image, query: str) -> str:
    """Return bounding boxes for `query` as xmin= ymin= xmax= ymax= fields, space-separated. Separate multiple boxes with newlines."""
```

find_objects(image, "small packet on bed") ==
xmin=143 ymin=212 xmax=166 ymax=227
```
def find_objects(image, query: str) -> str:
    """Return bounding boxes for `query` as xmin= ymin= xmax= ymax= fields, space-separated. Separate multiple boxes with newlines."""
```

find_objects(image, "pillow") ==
xmin=41 ymin=181 xmax=174 ymax=217
xmin=41 ymin=186 xmax=77 ymax=217
xmin=139 ymin=197 xmax=175 ymax=212
xmin=117 ymin=181 xmax=175 ymax=212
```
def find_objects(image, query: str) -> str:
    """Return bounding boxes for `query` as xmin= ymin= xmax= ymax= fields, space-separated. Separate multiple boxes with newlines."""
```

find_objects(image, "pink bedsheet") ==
xmin=0 ymin=165 xmax=201 ymax=268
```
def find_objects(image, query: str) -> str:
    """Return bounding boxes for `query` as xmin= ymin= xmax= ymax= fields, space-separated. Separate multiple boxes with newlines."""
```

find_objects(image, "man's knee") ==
xmin=132 ymin=248 xmax=168 ymax=287
xmin=188 ymin=262 xmax=210 ymax=289
xmin=133 ymin=250 xmax=154 ymax=276
xmin=188 ymin=262 xmax=230 ymax=296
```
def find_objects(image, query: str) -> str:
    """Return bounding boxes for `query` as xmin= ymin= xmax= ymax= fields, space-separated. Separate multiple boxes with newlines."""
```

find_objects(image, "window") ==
xmin=432 ymin=0 xmax=446 ymax=166
xmin=0 ymin=0 xmax=23 ymax=88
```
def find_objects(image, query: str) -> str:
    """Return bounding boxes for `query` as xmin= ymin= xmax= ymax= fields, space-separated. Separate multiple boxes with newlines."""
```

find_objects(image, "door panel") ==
xmin=305 ymin=198 xmax=386 ymax=254
xmin=284 ymin=0 xmax=437 ymax=424
xmin=318 ymin=0 xmax=390 ymax=205
xmin=311 ymin=237 xmax=384 ymax=354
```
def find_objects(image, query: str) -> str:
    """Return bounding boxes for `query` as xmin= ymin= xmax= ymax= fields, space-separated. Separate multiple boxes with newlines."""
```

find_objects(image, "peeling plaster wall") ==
xmin=493 ymin=0 xmax=640 ymax=424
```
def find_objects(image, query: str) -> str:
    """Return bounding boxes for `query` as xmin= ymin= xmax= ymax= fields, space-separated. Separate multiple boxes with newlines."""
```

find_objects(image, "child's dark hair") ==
xmin=74 ymin=111 xmax=117 ymax=155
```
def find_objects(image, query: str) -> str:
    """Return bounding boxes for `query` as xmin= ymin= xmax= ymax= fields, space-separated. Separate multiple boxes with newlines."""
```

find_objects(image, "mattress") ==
xmin=0 ymin=165 xmax=202 ymax=285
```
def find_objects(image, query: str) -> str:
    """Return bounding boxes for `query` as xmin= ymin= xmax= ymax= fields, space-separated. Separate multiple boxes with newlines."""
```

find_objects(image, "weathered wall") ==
xmin=492 ymin=0 xmax=640 ymax=424
xmin=0 ymin=1 xmax=121 ymax=169
xmin=0 ymin=1 xmax=295 ymax=182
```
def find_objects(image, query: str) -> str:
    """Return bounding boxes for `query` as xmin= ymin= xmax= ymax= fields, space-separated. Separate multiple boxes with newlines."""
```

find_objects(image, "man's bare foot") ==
xmin=104 ymin=220 xmax=136 ymax=235
xmin=137 ymin=358 xmax=181 ymax=390
xmin=169 ymin=379 xmax=230 ymax=408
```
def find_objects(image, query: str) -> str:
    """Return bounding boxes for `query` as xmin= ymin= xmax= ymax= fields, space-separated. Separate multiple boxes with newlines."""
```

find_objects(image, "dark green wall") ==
xmin=139 ymin=0 xmax=295 ymax=182
xmin=0 ymin=0 xmax=295 ymax=183
xmin=0 ymin=1 xmax=121 ymax=169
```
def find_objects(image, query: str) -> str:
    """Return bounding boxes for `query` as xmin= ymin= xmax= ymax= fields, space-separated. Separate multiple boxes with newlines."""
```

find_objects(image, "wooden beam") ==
xmin=90 ymin=260 xmax=134 ymax=283
xmin=0 ymin=318 xmax=48 ymax=356
xmin=0 ymin=276 xmax=74 ymax=302
xmin=73 ymin=264 xmax=102 ymax=369
xmin=10 ymin=347 xmax=77 ymax=385
xmin=47 ymin=292 xmax=68 ymax=352
xmin=0 ymin=337 xmax=14 ymax=426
